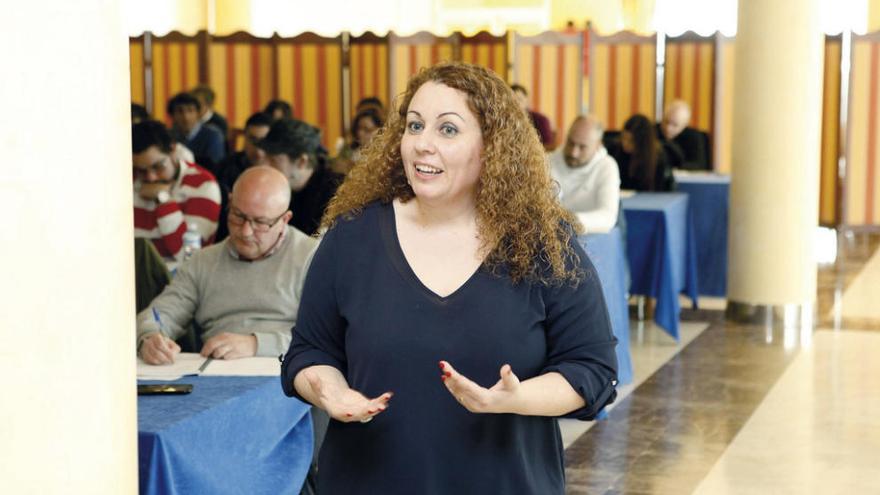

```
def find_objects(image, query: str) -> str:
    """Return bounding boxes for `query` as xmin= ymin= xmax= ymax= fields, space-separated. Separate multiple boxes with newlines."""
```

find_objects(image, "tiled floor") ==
xmin=563 ymin=231 xmax=880 ymax=494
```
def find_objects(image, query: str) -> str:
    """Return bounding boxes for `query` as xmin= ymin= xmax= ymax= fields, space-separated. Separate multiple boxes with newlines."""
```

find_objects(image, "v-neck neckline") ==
xmin=379 ymin=202 xmax=484 ymax=305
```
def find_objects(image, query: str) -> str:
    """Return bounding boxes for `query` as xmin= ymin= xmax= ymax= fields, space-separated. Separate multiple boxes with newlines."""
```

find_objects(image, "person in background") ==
xmin=549 ymin=115 xmax=620 ymax=233
xmin=511 ymin=83 xmax=555 ymax=149
xmin=168 ymin=92 xmax=226 ymax=172
xmin=191 ymin=84 xmax=229 ymax=140
xmin=131 ymin=103 xmax=150 ymax=124
xmin=280 ymin=62 xmax=618 ymax=494
xmin=264 ymin=99 xmax=294 ymax=122
xmin=610 ymin=114 xmax=675 ymax=192
xmin=332 ymin=106 xmax=385 ymax=175
xmin=259 ymin=119 xmax=342 ymax=236
xmin=214 ymin=112 xmax=273 ymax=242
xmin=132 ymin=120 xmax=221 ymax=260
xmin=136 ymin=165 xmax=318 ymax=364
xmin=656 ymin=100 xmax=711 ymax=170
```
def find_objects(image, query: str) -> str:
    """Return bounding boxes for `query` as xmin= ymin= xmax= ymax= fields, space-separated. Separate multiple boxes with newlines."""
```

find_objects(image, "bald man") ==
xmin=657 ymin=100 xmax=711 ymax=170
xmin=549 ymin=115 xmax=621 ymax=233
xmin=136 ymin=165 xmax=319 ymax=364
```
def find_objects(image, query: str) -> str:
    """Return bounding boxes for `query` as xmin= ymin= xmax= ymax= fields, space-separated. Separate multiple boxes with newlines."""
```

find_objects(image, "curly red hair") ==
xmin=322 ymin=62 xmax=583 ymax=285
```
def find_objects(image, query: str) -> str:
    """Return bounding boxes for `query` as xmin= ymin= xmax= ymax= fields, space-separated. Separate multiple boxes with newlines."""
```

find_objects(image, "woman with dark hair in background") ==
xmin=332 ymin=106 xmax=385 ymax=175
xmin=610 ymin=114 xmax=675 ymax=192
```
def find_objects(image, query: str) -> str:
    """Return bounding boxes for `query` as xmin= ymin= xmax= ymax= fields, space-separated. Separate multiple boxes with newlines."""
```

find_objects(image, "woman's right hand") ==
xmin=302 ymin=367 xmax=393 ymax=423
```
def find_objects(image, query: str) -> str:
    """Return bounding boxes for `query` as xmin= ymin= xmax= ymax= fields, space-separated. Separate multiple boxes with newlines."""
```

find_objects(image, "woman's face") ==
xmin=400 ymin=81 xmax=484 ymax=207
xmin=621 ymin=131 xmax=635 ymax=154
xmin=355 ymin=116 xmax=379 ymax=146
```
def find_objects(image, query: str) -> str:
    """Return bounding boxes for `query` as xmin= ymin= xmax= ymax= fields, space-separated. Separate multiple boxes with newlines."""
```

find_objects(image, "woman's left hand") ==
xmin=438 ymin=360 xmax=522 ymax=414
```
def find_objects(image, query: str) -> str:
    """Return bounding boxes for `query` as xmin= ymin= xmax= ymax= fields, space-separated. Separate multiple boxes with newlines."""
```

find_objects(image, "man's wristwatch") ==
xmin=156 ymin=190 xmax=170 ymax=204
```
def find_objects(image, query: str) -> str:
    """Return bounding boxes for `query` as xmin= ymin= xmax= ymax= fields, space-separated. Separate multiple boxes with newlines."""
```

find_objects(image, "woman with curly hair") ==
xmin=281 ymin=62 xmax=618 ymax=494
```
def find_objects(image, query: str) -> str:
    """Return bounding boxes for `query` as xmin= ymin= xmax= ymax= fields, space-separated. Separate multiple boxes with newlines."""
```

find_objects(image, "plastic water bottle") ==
xmin=182 ymin=222 xmax=202 ymax=260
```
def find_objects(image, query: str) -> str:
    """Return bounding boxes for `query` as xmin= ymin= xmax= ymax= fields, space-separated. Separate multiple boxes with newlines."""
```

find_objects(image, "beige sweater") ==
xmin=136 ymin=226 xmax=319 ymax=357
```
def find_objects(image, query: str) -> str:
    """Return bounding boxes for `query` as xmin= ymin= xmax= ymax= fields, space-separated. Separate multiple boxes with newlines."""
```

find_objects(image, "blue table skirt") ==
xmin=622 ymin=193 xmax=699 ymax=340
xmin=676 ymin=174 xmax=730 ymax=297
xmin=138 ymin=376 xmax=313 ymax=495
xmin=579 ymin=228 xmax=634 ymax=385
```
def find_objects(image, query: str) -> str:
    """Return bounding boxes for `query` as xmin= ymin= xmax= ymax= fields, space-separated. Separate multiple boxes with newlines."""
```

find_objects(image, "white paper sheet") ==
xmin=200 ymin=356 xmax=280 ymax=376
xmin=137 ymin=352 xmax=206 ymax=380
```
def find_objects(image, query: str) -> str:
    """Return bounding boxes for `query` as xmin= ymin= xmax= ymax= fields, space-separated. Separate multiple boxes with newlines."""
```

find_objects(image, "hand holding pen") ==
xmin=138 ymin=308 xmax=181 ymax=365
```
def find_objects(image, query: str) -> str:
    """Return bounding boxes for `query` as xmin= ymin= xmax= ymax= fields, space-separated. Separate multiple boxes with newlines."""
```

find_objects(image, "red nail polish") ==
xmin=439 ymin=361 xmax=445 ymax=370
xmin=441 ymin=375 xmax=447 ymax=381
xmin=367 ymin=409 xmax=375 ymax=414
xmin=345 ymin=413 xmax=353 ymax=417
xmin=445 ymin=371 xmax=451 ymax=378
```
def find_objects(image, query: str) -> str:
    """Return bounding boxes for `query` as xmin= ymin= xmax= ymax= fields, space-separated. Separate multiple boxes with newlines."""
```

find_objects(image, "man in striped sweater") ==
xmin=132 ymin=120 xmax=222 ymax=260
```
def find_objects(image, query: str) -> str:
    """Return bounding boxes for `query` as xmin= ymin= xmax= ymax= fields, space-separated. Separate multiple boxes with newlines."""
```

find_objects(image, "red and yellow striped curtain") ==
xmin=820 ymin=36 xmax=842 ymax=226
xmin=588 ymin=31 xmax=656 ymax=131
xmin=130 ymin=36 xmax=146 ymax=106
xmin=512 ymin=31 xmax=583 ymax=149
xmin=349 ymin=33 xmax=390 ymax=122
xmin=275 ymin=34 xmax=344 ymax=151
xmin=459 ymin=32 xmax=509 ymax=82
xmin=663 ymin=34 xmax=715 ymax=133
xmin=208 ymin=33 xmax=276 ymax=132
xmin=845 ymin=32 xmax=880 ymax=227
xmin=388 ymin=32 xmax=456 ymax=100
xmin=715 ymin=36 xmax=735 ymax=173
xmin=150 ymin=32 xmax=203 ymax=122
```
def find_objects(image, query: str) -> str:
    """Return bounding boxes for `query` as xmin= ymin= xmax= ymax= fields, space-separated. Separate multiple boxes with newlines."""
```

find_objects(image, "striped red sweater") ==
xmin=133 ymin=161 xmax=221 ymax=260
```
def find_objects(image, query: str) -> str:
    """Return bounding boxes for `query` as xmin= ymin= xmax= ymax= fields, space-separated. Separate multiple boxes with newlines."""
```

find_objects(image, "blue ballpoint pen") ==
xmin=151 ymin=307 xmax=167 ymax=336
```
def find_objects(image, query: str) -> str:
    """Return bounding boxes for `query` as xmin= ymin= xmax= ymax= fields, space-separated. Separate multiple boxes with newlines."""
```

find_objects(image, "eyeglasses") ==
xmin=133 ymin=155 xmax=173 ymax=180
xmin=227 ymin=207 xmax=288 ymax=233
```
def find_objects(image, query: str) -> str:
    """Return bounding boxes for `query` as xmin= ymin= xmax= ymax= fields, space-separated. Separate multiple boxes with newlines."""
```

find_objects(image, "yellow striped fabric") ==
xmin=389 ymin=33 xmax=455 ymax=102
xmin=820 ymin=37 xmax=842 ymax=226
xmin=208 ymin=35 xmax=276 ymax=133
xmin=845 ymin=34 xmax=880 ymax=226
xmin=588 ymin=32 xmax=656 ymax=131
xmin=715 ymin=37 xmax=735 ymax=174
xmin=663 ymin=37 xmax=715 ymax=133
xmin=349 ymin=35 xmax=390 ymax=122
xmin=150 ymin=35 xmax=200 ymax=122
xmin=275 ymin=36 xmax=344 ymax=151
xmin=512 ymin=32 xmax=583 ymax=149
xmin=130 ymin=37 xmax=145 ymax=105
xmin=460 ymin=32 xmax=509 ymax=82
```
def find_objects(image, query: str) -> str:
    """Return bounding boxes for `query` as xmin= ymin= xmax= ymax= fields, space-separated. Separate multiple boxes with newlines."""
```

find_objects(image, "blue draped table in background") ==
xmin=622 ymin=192 xmax=699 ymax=340
xmin=579 ymin=227 xmax=633 ymax=385
xmin=675 ymin=173 xmax=730 ymax=297
xmin=138 ymin=376 xmax=312 ymax=495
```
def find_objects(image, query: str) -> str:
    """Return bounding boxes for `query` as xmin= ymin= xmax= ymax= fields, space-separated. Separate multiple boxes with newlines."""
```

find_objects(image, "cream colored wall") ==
xmin=0 ymin=2 xmax=138 ymax=493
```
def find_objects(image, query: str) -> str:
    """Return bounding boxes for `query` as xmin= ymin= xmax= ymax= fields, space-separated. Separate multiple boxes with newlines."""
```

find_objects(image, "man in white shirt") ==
xmin=549 ymin=115 xmax=621 ymax=233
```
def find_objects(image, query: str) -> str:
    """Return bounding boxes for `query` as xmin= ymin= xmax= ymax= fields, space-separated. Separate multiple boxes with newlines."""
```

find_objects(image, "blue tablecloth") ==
xmin=675 ymin=173 xmax=730 ymax=297
xmin=622 ymin=192 xmax=699 ymax=340
xmin=138 ymin=376 xmax=313 ymax=495
xmin=579 ymin=227 xmax=633 ymax=385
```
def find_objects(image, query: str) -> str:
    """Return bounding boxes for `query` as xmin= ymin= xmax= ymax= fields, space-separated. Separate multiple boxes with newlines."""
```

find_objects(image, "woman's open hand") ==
xmin=439 ymin=360 xmax=522 ymax=414
xmin=304 ymin=368 xmax=393 ymax=423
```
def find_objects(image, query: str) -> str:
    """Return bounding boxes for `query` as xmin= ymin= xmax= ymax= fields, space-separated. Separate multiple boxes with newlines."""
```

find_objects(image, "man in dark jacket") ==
xmin=657 ymin=100 xmax=711 ymax=171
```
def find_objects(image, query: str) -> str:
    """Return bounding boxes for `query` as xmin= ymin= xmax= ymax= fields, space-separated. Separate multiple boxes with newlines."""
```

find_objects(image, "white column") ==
xmin=727 ymin=0 xmax=823 ymax=325
xmin=0 ymin=2 xmax=138 ymax=493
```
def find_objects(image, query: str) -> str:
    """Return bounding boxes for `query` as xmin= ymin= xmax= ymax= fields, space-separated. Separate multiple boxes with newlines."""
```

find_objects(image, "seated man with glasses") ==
xmin=136 ymin=165 xmax=319 ymax=363
xmin=132 ymin=120 xmax=222 ymax=261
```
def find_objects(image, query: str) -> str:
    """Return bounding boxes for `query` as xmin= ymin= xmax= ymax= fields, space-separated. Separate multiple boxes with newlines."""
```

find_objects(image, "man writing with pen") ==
xmin=136 ymin=165 xmax=319 ymax=364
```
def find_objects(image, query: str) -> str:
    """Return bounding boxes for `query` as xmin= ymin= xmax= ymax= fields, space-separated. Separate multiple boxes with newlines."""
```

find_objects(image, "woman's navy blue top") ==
xmin=281 ymin=201 xmax=618 ymax=495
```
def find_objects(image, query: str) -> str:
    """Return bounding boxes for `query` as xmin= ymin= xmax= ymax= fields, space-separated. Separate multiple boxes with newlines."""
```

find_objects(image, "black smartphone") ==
xmin=137 ymin=384 xmax=193 ymax=395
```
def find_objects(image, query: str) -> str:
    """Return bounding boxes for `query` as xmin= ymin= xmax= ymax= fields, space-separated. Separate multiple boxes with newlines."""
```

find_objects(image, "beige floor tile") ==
xmin=559 ymin=320 xmax=710 ymax=448
xmin=693 ymin=330 xmax=880 ymax=494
